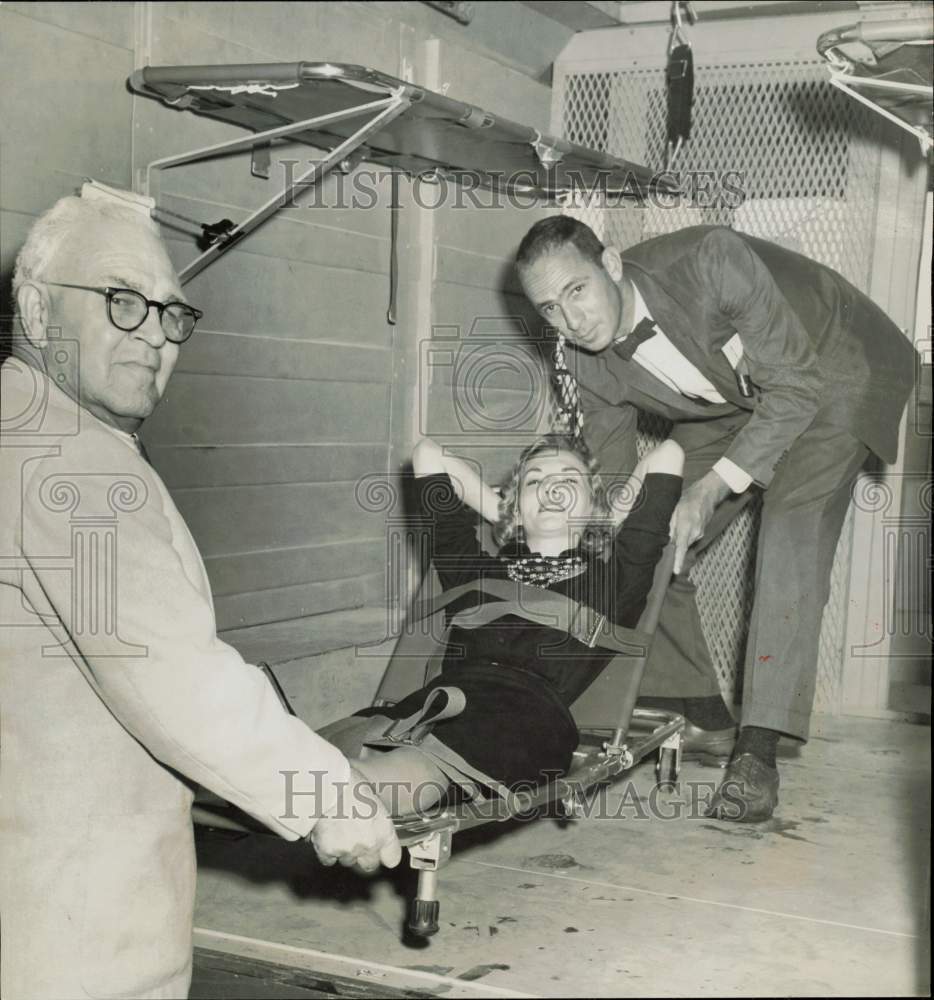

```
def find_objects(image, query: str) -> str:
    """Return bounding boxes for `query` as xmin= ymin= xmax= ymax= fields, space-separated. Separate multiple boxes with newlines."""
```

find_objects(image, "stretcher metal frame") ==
xmin=192 ymin=709 xmax=683 ymax=938
xmin=194 ymin=544 xmax=685 ymax=940
xmin=816 ymin=14 xmax=934 ymax=156
xmin=129 ymin=61 xmax=678 ymax=284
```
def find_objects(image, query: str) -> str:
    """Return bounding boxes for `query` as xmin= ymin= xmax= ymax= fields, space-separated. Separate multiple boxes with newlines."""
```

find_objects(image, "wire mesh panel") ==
xmin=557 ymin=57 xmax=881 ymax=709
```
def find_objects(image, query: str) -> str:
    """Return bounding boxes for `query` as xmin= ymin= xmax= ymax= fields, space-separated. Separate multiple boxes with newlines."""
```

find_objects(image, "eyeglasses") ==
xmin=44 ymin=282 xmax=203 ymax=344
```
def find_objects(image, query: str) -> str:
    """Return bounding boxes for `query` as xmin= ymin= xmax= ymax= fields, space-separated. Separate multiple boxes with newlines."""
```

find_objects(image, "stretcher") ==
xmin=129 ymin=61 xmax=677 ymax=284
xmin=817 ymin=12 xmax=934 ymax=155
xmin=193 ymin=541 xmax=684 ymax=940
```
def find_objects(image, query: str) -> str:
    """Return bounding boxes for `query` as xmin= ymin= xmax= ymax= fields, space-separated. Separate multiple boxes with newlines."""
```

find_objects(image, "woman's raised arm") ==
xmin=412 ymin=438 xmax=502 ymax=524
xmin=608 ymin=439 xmax=685 ymax=527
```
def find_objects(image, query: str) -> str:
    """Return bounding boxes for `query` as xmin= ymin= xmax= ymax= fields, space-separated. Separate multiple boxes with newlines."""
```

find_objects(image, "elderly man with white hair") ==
xmin=0 ymin=184 xmax=401 ymax=1000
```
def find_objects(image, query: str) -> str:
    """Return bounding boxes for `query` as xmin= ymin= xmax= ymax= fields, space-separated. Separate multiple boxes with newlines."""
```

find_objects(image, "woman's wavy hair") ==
xmin=493 ymin=433 xmax=613 ymax=555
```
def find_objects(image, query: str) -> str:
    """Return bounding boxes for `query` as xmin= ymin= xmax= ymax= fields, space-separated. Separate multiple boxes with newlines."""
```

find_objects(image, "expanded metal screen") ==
xmin=555 ymin=57 xmax=881 ymax=709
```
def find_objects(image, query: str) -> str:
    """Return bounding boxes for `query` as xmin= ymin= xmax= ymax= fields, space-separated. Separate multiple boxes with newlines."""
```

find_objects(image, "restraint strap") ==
xmin=410 ymin=576 xmax=650 ymax=655
xmin=371 ymin=581 xmax=651 ymax=806
xmin=364 ymin=685 xmax=523 ymax=809
xmin=383 ymin=685 xmax=466 ymax=743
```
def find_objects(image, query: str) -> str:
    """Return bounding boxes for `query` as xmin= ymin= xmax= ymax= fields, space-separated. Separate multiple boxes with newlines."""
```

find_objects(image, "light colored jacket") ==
xmin=0 ymin=359 xmax=350 ymax=999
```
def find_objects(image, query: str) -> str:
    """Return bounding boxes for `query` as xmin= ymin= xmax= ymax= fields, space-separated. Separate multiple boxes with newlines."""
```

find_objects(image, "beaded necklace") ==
xmin=504 ymin=550 xmax=586 ymax=588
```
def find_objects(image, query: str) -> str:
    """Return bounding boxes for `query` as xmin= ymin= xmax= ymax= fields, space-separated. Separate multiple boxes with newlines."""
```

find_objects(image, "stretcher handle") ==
xmin=634 ymin=541 xmax=677 ymax=636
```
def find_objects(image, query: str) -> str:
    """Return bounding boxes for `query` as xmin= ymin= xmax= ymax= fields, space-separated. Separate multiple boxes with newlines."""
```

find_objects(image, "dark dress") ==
xmin=356 ymin=472 xmax=682 ymax=789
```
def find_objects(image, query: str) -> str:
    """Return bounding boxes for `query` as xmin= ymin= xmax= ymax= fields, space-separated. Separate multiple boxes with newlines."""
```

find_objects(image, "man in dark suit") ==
xmin=516 ymin=216 xmax=916 ymax=821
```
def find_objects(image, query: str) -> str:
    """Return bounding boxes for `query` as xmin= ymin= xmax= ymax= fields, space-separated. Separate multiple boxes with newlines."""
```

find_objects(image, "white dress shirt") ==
xmin=620 ymin=284 xmax=753 ymax=493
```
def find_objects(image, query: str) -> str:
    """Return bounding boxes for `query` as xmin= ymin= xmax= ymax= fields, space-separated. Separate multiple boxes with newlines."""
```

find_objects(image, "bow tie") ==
xmin=615 ymin=316 xmax=657 ymax=360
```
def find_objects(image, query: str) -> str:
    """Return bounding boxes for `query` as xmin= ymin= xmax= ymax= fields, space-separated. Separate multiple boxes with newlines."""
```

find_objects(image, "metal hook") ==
xmin=669 ymin=1 xmax=697 ymax=52
xmin=673 ymin=1 xmax=684 ymax=32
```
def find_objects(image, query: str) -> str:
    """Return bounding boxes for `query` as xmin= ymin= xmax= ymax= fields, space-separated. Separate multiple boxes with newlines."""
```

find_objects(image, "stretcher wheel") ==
xmin=656 ymin=746 xmax=679 ymax=787
xmin=408 ymin=898 xmax=440 ymax=938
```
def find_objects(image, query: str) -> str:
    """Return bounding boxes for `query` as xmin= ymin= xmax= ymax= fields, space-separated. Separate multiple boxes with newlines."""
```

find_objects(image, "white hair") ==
xmin=12 ymin=191 xmax=160 ymax=299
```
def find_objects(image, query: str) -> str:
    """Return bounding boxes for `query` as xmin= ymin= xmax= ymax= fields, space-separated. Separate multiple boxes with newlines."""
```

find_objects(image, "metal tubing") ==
xmin=193 ymin=710 xmax=686 ymax=846
xmin=146 ymin=96 xmax=401 ymax=176
xmin=177 ymin=94 xmax=410 ymax=283
xmin=828 ymin=77 xmax=933 ymax=153
xmin=415 ymin=868 xmax=438 ymax=902
xmin=829 ymin=74 xmax=932 ymax=96
xmin=390 ymin=710 xmax=685 ymax=842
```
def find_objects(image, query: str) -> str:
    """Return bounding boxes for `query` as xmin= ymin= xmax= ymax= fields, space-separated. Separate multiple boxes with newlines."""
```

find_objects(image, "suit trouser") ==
xmin=639 ymin=409 xmax=869 ymax=742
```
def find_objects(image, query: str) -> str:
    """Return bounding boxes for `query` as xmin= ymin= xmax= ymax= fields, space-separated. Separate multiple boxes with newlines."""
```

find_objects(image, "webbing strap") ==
xmin=409 ymin=576 xmax=650 ymax=655
xmin=383 ymin=685 xmax=466 ymax=743
xmin=363 ymin=686 xmax=521 ymax=809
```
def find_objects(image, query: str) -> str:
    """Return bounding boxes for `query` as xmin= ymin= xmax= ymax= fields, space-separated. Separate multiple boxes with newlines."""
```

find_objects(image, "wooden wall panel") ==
xmin=434 ymin=198 xmax=553 ymax=256
xmin=2 ymin=2 xmax=134 ymax=48
xmin=215 ymin=573 xmax=387 ymax=632
xmin=145 ymin=374 xmax=389 ymax=445
xmin=180 ymin=253 xmax=395 ymax=348
xmin=174 ymin=332 xmax=391 ymax=384
xmin=434 ymin=39 xmax=554 ymax=135
xmin=152 ymin=443 xmax=385 ymax=489
xmin=172 ymin=481 xmax=385 ymax=555
xmin=0 ymin=8 xmax=133 ymax=219
xmin=207 ymin=539 xmax=385 ymax=598
xmin=432 ymin=281 xmax=540 ymax=335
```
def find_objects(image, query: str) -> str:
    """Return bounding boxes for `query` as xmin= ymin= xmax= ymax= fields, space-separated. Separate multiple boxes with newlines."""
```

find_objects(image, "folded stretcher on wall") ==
xmin=817 ymin=13 xmax=934 ymax=155
xmin=129 ymin=61 xmax=677 ymax=283
xmin=194 ymin=543 xmax=684 ymax=940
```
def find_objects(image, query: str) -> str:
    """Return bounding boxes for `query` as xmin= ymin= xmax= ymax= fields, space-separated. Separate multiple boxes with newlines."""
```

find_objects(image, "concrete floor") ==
xmin=193 ymin=716 xmax=931 ymax=997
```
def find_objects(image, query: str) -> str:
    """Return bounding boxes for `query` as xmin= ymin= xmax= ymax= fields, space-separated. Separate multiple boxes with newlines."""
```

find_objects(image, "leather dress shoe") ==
xmin=705 ymin=753 xmax=779 ymax=823
xmin=680 ymin=722 xmax=737 ymax=765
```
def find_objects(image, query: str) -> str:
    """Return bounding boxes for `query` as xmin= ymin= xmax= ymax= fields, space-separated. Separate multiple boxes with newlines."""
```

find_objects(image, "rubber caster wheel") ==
xmin=408 ymin=898 xmax=440 ymax=938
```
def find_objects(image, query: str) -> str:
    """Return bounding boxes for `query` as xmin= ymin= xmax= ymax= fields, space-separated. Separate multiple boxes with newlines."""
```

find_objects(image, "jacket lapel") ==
xmin=571 ymin=341 xmax=734 ymax=420
xmin=626 ymin=272 xmax=752 ymax=410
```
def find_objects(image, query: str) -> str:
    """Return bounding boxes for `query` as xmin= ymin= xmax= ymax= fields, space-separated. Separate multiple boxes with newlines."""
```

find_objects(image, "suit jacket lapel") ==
xmin=571 ymin=340 xmax=735 ymax=420
xmin=627 ymin=271 xmax=750 ymax=409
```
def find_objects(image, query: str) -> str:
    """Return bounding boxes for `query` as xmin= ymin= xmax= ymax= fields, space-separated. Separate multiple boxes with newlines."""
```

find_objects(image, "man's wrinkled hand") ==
xmin=671 ymin=471 xmax=730 ymax=575
xmin=310 ymin=767 xmax=402 ymax=875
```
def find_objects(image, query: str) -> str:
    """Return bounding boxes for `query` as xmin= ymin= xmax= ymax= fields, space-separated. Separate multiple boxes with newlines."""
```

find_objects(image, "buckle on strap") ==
xmin=570 ymin=603 xmax=607 ymax=648
xmin=384 ymin=686 xmax=466 ymax=746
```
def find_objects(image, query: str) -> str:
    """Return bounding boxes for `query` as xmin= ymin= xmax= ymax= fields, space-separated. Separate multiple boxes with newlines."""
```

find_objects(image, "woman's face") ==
xmin=517 ymin=449 xmax=595 ymax=547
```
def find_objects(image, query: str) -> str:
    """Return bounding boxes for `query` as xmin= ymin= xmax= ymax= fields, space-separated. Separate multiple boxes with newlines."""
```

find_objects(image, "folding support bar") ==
xmin=829 ymin=73 xmax=932 ymax=96
xmin=172 ymin=93 xmax=411 ymax=283
xmin=144 ymin=95 xmax=405 ymax=179
xmin=828 ymin=75 xmax=933 ymax=154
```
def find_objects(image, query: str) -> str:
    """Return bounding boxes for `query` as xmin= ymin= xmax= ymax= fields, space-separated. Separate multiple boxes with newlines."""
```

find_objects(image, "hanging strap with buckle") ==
xmin=666 ymin=1 xmax=696 ymax=171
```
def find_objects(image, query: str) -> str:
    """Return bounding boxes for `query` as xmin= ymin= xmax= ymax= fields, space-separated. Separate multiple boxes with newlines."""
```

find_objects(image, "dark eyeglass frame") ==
xmin=44 ymin=281 xmax=203 ymax=344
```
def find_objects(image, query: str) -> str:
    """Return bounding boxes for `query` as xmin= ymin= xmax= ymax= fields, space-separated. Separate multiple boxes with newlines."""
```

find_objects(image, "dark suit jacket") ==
xmin=574 ymin=226 xmax=917 ymax=487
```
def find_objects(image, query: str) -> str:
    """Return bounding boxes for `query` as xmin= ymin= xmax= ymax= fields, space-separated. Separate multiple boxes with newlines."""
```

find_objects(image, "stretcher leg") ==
xmin=403 ymin=827 xmax=453 ymax=938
